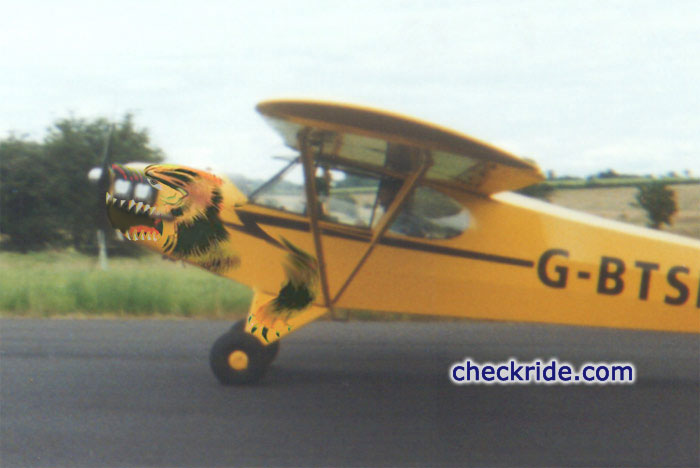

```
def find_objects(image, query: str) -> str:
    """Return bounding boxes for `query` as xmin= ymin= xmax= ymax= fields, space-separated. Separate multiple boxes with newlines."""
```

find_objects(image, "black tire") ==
xmin=230 ymin=319 xmax=280 ymax=365
xmin=209 ymin=328 xmax=268 ymax=385
xmin=230 ymin=319 xmax=246 ymax=334
xmin=262 ymin=339 xmax=280 ymax=365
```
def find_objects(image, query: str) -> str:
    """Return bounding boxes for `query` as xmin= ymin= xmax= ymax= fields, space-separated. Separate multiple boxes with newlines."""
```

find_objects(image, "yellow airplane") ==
xmin=101 ymin=99 xmax=700 ymax=385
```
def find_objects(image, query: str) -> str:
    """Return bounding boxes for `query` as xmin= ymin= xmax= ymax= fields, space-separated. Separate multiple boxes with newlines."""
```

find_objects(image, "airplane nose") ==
xmin=109 ymin=164 xmax=158 ymax=206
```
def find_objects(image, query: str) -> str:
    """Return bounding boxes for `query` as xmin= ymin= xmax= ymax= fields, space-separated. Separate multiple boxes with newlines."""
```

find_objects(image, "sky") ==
xmin=2 ymin=0 xmax=699 ymax=180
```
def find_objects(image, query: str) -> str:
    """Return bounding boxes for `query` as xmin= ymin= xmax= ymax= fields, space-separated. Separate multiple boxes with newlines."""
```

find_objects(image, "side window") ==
xmin=374 ymin=185 xmax=469 ymax=239
xmin=251 ymin=163 xmax=380 ymax=227
xmin=253 ymin=164 xmax=307 ymax=214
xmin=250 ymin=162 xmax=469 ymax=238
xmin=320 ymin=169 xmax=379 ymax=227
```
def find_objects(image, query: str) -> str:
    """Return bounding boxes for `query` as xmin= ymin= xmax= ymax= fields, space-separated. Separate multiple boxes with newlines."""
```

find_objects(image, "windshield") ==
xmin=249 ymin=162 xmax=470 ymax=239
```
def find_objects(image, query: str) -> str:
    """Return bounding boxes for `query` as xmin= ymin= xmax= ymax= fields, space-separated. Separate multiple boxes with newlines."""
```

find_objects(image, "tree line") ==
xmin=0 ymin=115 xmax=163 ymax=252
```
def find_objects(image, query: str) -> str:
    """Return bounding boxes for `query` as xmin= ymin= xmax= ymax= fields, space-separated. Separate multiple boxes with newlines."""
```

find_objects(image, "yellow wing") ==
xmin=256 ymin=99 xmax=544 ymax=195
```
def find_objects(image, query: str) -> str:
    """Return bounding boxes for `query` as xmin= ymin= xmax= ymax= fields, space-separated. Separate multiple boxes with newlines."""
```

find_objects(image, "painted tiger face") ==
xmin=145 ymin=165 xmax=223 ymax=225
xmin=106 ymin=163 xmax=246 ymax=273
xmin=106 ymin=164 xmax=168 ymax=242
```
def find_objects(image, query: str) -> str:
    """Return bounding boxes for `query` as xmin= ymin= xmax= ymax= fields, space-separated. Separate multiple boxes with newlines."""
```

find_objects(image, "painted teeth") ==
xmin=121 ymin=229 xmax=159 ymax=241
xmin=110 ymin=197 xmax=160 ymax=218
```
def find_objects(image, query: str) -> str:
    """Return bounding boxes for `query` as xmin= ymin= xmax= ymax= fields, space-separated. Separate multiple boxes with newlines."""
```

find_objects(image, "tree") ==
xmin=597 ymin=169 xmax=619 ymax=179
xmin=0 ymin=114 xmax=164 ymax=252
xmin=633 ymin=182 xmax=677 ymax=229
xmin=0 ymin=138 xmax=65 ymax=251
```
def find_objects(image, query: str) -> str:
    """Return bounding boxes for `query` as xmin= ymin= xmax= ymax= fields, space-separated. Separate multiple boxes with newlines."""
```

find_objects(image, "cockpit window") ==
xmin=250 ymin=162 xmax=469 ymax=239
xmin=251 ymin=163 xmax=307 ymax=214
xmin=322 ymin=168 xmax=379 ymax=227
xmin=378 ymin=186 xmax=470 ymax=239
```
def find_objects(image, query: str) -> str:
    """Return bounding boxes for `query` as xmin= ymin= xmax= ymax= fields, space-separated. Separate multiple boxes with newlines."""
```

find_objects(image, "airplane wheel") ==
xmin=209 ymin=328 xmax=268 ymax=385
xmin=230 ymin=319 xmax=280 ymax=365
xmin=262 ymin=340 xmax=280 ymax=365
xmin=230 ymin=319 xmax=246 ymax=333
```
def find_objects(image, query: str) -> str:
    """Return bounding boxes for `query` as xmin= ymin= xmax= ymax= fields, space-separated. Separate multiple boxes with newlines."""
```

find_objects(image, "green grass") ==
xmin=0 ymin=251 xmax=252 ymax=318
xmin=0 ymin=251 xmax=457 ymax=321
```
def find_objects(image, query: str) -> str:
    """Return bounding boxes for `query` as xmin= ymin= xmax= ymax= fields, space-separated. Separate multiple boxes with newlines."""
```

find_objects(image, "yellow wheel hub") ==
xmin=227 ymin=350 xmax=249 ymax=371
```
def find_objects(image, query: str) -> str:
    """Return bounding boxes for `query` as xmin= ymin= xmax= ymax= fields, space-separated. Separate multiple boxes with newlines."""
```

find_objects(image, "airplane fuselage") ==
xmin=107 ymin=164 xmax=699 ymax=334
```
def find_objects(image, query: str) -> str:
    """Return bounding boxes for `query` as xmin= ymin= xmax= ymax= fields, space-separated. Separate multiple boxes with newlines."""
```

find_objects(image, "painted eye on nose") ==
xmin=134 ymin=183 xmax=152 ymax=201
xmin=146 ymin=177 xmax=163 ymax=190
xmin=114 ymin=179 xmax=131 ymax=197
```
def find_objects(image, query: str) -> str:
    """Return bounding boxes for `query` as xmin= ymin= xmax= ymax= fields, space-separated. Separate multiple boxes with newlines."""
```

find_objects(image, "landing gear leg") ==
xmin=209 ymin=290 xmax=328 ymax=385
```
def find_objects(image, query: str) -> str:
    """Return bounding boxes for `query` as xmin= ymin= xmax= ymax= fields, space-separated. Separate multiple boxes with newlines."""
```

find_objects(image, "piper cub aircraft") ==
xmin=102 ymin=99 xmax=700 ymax=384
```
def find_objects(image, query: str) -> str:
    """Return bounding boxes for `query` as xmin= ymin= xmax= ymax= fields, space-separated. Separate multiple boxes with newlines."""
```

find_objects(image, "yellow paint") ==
xmin=256 ymin=99 xmax=544 ymax=195
xmin=115 ymin=99 xmax=700 ymax=336
xmin=228 ymin=350 xmax=249 ymax=371
xmin=224 ymin=192 xmax=698 ymax=334
xmin=245 ymin=290 xmax=329 ymax=344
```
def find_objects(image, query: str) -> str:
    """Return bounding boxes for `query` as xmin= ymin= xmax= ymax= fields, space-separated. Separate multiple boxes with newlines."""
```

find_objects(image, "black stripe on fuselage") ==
xmin=228 ymin=211 xmax=284 ymax=248
xmin=236 ymin=212 xmax=370 ymax=243
xmin=231 ymin=209 xmax=534 ymax=268
xmin=379 ymin=237 xmax=534 ymax=267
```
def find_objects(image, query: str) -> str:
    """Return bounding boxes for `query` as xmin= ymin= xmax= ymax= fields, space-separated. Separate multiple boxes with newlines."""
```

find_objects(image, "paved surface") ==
xmin=1 ymin=318 xmax=699 ymax=467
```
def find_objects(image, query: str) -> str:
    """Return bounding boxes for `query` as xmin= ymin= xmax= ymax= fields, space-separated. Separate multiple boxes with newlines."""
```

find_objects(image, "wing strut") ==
xmin=330 ymin=151 xmax=432 ymax=308
xmin=299 ymin=130 xmax=336 ymax=317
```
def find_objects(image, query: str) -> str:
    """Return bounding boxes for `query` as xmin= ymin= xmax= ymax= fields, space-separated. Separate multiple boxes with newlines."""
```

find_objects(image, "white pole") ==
xmin=96 ymin=229 xmax=108 ymax=270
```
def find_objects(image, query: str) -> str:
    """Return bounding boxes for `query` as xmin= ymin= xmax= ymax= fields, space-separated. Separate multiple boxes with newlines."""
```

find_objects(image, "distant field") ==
xmin=545 ymin=176 xmax=699 ymax=189
xmin=550 ymin=183 xmax=700 ymax=239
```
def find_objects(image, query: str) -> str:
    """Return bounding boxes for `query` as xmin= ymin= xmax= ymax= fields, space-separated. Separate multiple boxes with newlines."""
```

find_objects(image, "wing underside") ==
xmin=258 ymin=100 xmax=544 ymax=195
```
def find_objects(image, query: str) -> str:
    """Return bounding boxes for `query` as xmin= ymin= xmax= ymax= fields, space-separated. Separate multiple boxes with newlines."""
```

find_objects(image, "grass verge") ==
xmin=0 ymin=251 xmax=251 ymax=318
xmin=0 ymin=251 xmax=460 ymax=321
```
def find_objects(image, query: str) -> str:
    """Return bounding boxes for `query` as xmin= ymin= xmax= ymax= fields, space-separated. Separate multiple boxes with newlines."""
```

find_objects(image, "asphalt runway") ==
xmin=1 ymin=318 xmax=698 ymax=467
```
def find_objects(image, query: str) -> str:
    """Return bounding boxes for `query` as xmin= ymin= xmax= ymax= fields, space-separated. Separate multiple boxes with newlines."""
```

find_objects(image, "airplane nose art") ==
xmin=106 ymin=163 xmax=247 ymax=274
xmin=106 ymin=164 xmax=166 ymax=242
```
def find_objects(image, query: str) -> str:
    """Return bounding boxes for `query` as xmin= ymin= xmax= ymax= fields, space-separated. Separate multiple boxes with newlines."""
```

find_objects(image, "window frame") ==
xmin=248 ymin=160 xmax=469 ymax=239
